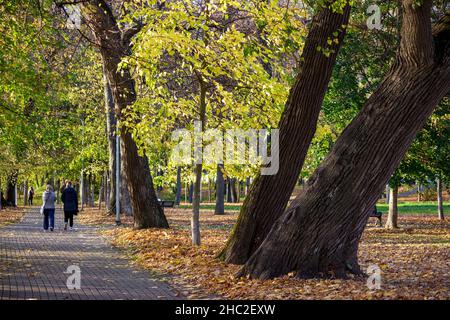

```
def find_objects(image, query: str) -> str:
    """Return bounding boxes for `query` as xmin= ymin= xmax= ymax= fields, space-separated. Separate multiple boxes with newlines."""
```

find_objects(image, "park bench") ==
xmin=369 ymin=206 xmax=383 ymax=226
xmin=157 ymin=200 xmax=175 ymax=208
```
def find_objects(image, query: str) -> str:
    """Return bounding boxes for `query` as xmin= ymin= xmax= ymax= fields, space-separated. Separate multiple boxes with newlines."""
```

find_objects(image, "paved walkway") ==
xmin=0 ymin=208 xmax=183 ymax=300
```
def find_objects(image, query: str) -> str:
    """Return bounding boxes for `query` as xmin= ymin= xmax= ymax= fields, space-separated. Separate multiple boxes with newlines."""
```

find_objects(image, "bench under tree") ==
xmin=369 ymin=206 xmax=383 ymax=226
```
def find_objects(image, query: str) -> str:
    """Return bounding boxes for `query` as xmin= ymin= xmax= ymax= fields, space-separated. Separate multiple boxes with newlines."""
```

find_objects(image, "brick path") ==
xmin=0 ymin=208 xmax=183 ymax=300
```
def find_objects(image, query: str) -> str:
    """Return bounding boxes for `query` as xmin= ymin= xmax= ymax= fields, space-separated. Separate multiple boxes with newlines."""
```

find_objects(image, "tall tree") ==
xmin=220 ymin=0 xmax=352 ymax=264
xmin=238 ymin=1 xmax=450 ymax=279
xmin=80 ymin=0 xmax=168 ymax=228
xmin=103 ymin=70 xmax=118 ymax=215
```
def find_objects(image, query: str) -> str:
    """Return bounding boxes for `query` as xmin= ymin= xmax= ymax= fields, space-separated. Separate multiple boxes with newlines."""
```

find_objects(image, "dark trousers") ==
xmin=64 ymin=211 xmax=75 ymax=227
xmin=43 ymin=209 xmax=55 ymax=230
xmin=28 ymin=197 xmax=33 ymax=205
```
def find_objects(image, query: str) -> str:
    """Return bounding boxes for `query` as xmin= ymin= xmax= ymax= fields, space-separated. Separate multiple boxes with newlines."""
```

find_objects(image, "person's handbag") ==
xmin=40 ymin=194 xmax=49 ymax=215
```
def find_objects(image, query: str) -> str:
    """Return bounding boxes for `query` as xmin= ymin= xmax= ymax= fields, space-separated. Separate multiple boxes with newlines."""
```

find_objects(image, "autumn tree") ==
xmin=78 ymin=0 xmax=168 ymax=228
xmin=238 ymin=0 xmax=450 ymax=279
xmin=221 ymin=0 xmax=352 ymax=263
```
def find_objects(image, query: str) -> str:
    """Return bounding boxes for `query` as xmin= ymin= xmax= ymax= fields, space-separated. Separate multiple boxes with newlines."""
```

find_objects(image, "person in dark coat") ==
xmin=28 ymin=187 xmax=34 ymax=205
xmin=61 ymin=181 xmax=78 ymax=231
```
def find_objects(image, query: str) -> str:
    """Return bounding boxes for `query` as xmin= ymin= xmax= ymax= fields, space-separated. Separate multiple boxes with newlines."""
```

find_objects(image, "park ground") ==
xmin=76 ymin=201 xmax=449 ymax=300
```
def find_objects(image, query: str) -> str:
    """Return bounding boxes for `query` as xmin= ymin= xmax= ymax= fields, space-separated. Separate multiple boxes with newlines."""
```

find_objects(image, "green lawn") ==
xmin=179 ymin=201 xmax=447 ymax=215
xmin=376 ymin=201 xmax=448 ymax=215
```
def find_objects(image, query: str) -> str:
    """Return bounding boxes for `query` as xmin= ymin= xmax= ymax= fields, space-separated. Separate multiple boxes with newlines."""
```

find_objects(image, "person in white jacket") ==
xmin=42 ymin=185 xmax=56 ymax=232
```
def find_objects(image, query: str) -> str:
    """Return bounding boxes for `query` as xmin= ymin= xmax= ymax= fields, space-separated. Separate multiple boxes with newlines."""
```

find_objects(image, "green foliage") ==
xmin=121 ymin=0 xmax=306 ymax=186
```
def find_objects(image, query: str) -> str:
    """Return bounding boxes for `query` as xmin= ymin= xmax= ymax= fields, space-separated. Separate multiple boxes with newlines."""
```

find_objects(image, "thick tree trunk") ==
xmin=6 ymin=171 xmax=17 ymax=206
xmin=437 ymin=177 xmax=444 ymax=220
xmin=385 ymin=185 xmax=399 ymax=229
xmin=120 ymin=140 xmax=133 ymax=216
xmin=215 ymin=164 xmax=225 ymax=215
xmin=220 ymin=1 xmax=352 ymax=264
xmin=81 ymin=0 xmax=168 ymax=229
xmin=238 ymin=1 xmax=450 ymax=279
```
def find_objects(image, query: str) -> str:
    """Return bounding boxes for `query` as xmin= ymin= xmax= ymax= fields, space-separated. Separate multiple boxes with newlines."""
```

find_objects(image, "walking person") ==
xmin=61 ymin=181 xmax=78 ymax=231
xmin=28 ymin=187 xmax=34 ymax=205
xmin=41 ymin=185 xmax=56 ymax=232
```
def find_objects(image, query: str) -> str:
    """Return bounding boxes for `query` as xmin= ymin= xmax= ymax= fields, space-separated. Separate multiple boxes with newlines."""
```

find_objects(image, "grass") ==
xmin=376 ymin=201 xmax=449 ymax=215
xmin=179 ymin=201 xmax=448 ymax=215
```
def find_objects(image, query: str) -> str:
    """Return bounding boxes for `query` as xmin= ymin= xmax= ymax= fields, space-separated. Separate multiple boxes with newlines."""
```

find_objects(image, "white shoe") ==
xmin=69 ymin=227 xmax=74 ymax=231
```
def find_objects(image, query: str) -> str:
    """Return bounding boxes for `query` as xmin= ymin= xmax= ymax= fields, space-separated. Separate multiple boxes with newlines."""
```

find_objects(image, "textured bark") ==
xmin=81 ymin=1 xmax=168 ymax=228
xmin=103 ymin=68 xmax=117 ymax=215
xmin=120 ymin=140 xmax=133 ymax=216
xmin=215 ymin=164 xmax=225 ymax=215
xmin=220 ymin=1 xmax=352 ymax=264
xmin=385 ymin=185 xmax=399 ymax=229
xmin=6 ymin=171 xmax=18 ymax=206
xmin=239 ymin=1 xmax=450 ymax=279
xmin=437 ymin=177 xmax=445 ymax=220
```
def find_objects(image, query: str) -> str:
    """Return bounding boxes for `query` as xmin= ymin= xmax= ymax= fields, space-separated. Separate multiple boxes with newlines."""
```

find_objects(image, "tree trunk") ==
xmin=23 ymin=180 xmax=28 ymax=206
xmin=417 ymin=182 xmax=421 ymax=202
xmin=120 ymin=140 xmax=133 ymax=216
xmin=215 ymin=164 xmax=225 ymax=215
xmin=238 ymin=1 xmax=450 ymax=279
xmin=192 ymin=164 xmax=202 ymax=246
xmin=191 ymin=82 xmax=207 ymax=246
xmin=437 ymin=177 xmax=444 ymax=220
xmin=230 ymin=178 xmax=238 ymax=203
xmin=98 ymin=175 xmax=103 ymax=210
xmin=226 ymin=180 xmax=232 ymax=203
xmin=81 ymin=0 xmax=168 ymax=229
xmin=220 ymin=1 xmax=352 ymax=264
xmin=6 ymin=171 xmax=17 ymax=206
xmin=386 ymin=184 xmax=390 ymax=203
xmin=385 ymin=185 xmax=399 ymax=229
xmin=105 ymin=170 xmax=111 ymax=210
xmin=103 ymin=67 xmax=118 ymax=215
xmin=175 ymin=166 xmax=182 ymax=205
xmin=188 ymin=182 xmax=193 ymax=203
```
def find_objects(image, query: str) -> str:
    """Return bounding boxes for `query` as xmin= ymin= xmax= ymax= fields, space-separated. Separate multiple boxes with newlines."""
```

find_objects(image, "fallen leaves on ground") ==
xmin=81 ymin=208 xmax=450 ymax=300
xmin=0 ymin=207 xmax=25 ymax=226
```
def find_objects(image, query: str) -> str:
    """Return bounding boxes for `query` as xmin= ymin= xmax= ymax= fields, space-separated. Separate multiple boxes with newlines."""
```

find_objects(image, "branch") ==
xmin=398 ymin=0 xmax=434 ymax=67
